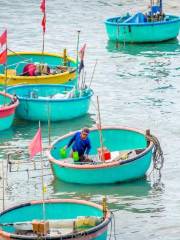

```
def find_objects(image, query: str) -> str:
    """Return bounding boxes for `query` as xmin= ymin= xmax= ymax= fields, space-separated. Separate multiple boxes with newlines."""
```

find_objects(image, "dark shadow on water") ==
xmin=106 ymin=38 xmax=180 ymax=56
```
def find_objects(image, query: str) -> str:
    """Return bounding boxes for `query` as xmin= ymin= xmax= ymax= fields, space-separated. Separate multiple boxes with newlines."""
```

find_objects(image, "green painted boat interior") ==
xmin=0 ymin=202 xmax=103 ymax=233
xmin=51 ymin=128 xmax=147 ymax=160
xmin=0 ymin=54 xmax=76 ymax=75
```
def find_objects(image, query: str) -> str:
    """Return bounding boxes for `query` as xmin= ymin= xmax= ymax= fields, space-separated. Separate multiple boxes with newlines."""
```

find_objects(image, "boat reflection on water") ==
xmin=52 ymin=178 xmax=152 ymax=210
xmin=11 ymin=113 xmax=96 ymax=140
xmin=106 ymin=38 xmax=180 ymax=56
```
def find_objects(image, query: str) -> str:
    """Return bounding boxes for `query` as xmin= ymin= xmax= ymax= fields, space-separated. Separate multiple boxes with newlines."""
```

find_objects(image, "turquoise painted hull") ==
xmin=0 ymin=114 xmax=15 ymax=131
xmin=51 ymin=151 xmax=152 ymax=184
xmin=0 ymin=199 xmax=111 ymax=240
xmin=105 ymin=15 xmax=180 ymax=43
xmin=0 ymin=92 xmax=18 ymax=131
xmin=48 ymin=127 xmax=154 ymax=184
xmin=7 ymin=84 xmax=93 ymax=122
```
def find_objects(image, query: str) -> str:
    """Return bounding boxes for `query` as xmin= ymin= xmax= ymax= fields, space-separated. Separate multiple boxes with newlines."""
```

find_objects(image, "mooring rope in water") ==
xmin=108 ymin=211 xmax=117 ymax=240
xmin=146 ymin=132 xmax=164 ymax=182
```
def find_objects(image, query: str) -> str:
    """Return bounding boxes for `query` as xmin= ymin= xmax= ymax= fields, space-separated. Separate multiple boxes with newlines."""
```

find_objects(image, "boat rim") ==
xmin=105 ymin=14 xmax=180 ymax=26
xmin=47 ymin=126 xmax=154 ymax=169
xmin=0 ymin=91 xmax=19 ymax=111
xmin=0 ymin=51 xmax=76 ymax=77
xmin=0 ymin=198 xmax=112 ymax=240
xmin=7 ymin=84 xmax=94 ymax=102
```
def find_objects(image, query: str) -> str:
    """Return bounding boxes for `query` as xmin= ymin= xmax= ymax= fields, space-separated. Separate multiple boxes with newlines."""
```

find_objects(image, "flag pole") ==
xmin=76 ymin=30 xmax=80 ymax=89
xmin=39 ymin=121 xmax=46 ymax=221
xmin=40 ymin=0 xmax=46 ymax=65
xmin=2 ymin=159 xmax=5 ymax=211
xmin=88 ymin=59 xmax=98 ymax=89
xmin=96 ymin=96 xmax=105 ymax=162
xmin=48 ymin=101 xmax=51 ymax=146
xmin=42 ymin=29 xmax=45 ymax=63
xmin=4 ymin=36 xmax=8 ymax=96
xmin=1 ymin=30 xmax=8 ymax=106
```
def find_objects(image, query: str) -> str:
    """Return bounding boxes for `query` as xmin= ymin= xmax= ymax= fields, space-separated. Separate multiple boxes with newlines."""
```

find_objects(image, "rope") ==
xmin=146 ymin=133 xmax=164 ymax=183
xmin=108 ymin=211 xmax=117 ymax=240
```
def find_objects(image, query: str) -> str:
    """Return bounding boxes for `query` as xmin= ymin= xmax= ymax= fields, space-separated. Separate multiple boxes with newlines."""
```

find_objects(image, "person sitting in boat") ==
xmin=64 ymin=127 xmax=91 ymax=162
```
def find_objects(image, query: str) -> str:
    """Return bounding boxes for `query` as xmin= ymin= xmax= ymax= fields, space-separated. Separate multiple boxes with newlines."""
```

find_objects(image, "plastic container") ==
xmin=98 ymin=147 xmax=111 ymax=161
xmin=73 ymin=151 xmax=79 ymax=161
xmin=60 ymin=148 xmax=67 ymax=158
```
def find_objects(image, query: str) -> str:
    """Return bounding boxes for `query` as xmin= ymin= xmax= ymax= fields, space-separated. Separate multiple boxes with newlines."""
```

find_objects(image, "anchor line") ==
xmin=147 ymin=133 xmax=164 ymax=182
xmin=108 ymin=211 xmax=117 ymax=240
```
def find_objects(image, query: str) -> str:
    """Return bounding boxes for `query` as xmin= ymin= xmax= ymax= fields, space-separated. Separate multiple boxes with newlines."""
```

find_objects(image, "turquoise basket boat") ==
xmin=47 ymin=126 xmax=154 ymax=184
xmin=0 ymin=92 xmax=19 ymax=131
xmin=7 ymin=84 xmax=93 ymax=122
xmin=0 ymin=199 xmax=112 ymax=240
xmin=105 ymin=1 xmax=180 ymax=43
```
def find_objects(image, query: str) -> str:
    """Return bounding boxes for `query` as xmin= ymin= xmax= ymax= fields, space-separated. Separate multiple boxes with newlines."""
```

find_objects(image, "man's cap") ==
xmin=82 ymin=127 xmax=90 ymax=134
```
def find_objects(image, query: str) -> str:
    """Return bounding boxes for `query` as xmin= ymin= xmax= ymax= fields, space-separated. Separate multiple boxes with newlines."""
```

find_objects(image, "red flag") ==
xmin=79 ymin=44 xmax=86 ymax=61
xmin=29 ymin=128 xmax=42 ymax=159
xmin=40 ymin=0 xmax=46 ymax=13
xmin=0 ymin=49 xmax=7 ymax=64
xmin=0 ymin=30 xmax=7 ymax=47
xmin=41 ymin=14 xmax=46 ymax=33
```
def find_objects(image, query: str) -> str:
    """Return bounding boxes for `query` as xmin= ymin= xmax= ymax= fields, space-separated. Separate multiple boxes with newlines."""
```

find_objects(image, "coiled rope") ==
xmin=146 ymin=130 xmax=164 ymax=184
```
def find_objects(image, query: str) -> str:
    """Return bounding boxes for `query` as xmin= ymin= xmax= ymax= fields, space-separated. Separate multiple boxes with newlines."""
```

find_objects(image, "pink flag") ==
xmin=0 ymin=30 xmax=7 ymax=47
xmin=41 ymin=14 xmax=46 ymax=33
xmin=79 ymin=44 xmax=86 ymax=61
xmin=29 ymin=128 xmax=42 ymax=159
xmin=40 ymin=0 xmax=46 ymax=13
xmin=0 ymin=49 xmax=7 ymax=64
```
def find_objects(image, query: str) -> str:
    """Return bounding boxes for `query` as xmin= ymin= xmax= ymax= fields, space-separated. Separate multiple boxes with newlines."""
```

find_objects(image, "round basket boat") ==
xmin=7 ymin=84 xmax=93 ymax=122
xmin=0 ymin=199 xmax=112 ymax=240
xmin=47 ymin=126 xmax=154 ymax=184
xmin=0 ymin=92 xmax=19 ymax=131
xmin=0 ymin=52 xmax=76 ymax=86
xmin=105 ymin=4 xmax=180 ymax=43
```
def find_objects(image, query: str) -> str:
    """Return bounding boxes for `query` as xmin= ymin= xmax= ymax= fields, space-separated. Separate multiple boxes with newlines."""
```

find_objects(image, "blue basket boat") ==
xmin=0 ymin=199 xmax=112 ymax=240
xmin=105 ymin=1 xmax=180 ymax=43
xmin=0 ymin=92 xmax=19 ymax=131
xmin=47 ymin=126 xmax=154 ymax=184
xmin=7 ymin=84 xmax=93 ymax=122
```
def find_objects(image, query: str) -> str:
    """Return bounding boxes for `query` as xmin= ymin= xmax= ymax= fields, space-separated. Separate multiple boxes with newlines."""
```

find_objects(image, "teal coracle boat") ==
xmin=105 ymin=1 xmax=180 ymax=43
xmin=7 ymin=84 xmax=93 ymax=122
xmin=0 ymin=92 xmax=19 ymax=131
xmin=0 ymin=199 xmax=112 ymax=239
xmin=47 ymin=126 xmax=155 ymax=184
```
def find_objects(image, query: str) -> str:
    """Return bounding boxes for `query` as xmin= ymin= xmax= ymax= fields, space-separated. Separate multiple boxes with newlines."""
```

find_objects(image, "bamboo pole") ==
xmin=88 ymin=59 xmax=98 ymax=89
xmin=76 ymin=30 xmax=80 ymax=89
xmin=3 ymin=38 xmax=8 ymax=106
xmin=96 ymin=96 xmax=105 ymax=162
xmin=39 ymin=121 xmax=46 ymax=221
xmin=48 ymin=101 xmax=51 ymax=146
xmin=2 ymin=159 xmax=5 ymax=210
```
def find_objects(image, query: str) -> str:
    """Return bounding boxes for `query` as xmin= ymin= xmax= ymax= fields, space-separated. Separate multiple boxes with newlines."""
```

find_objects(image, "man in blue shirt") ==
xmin=64 ymin=127 xmax=91 ymax=161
